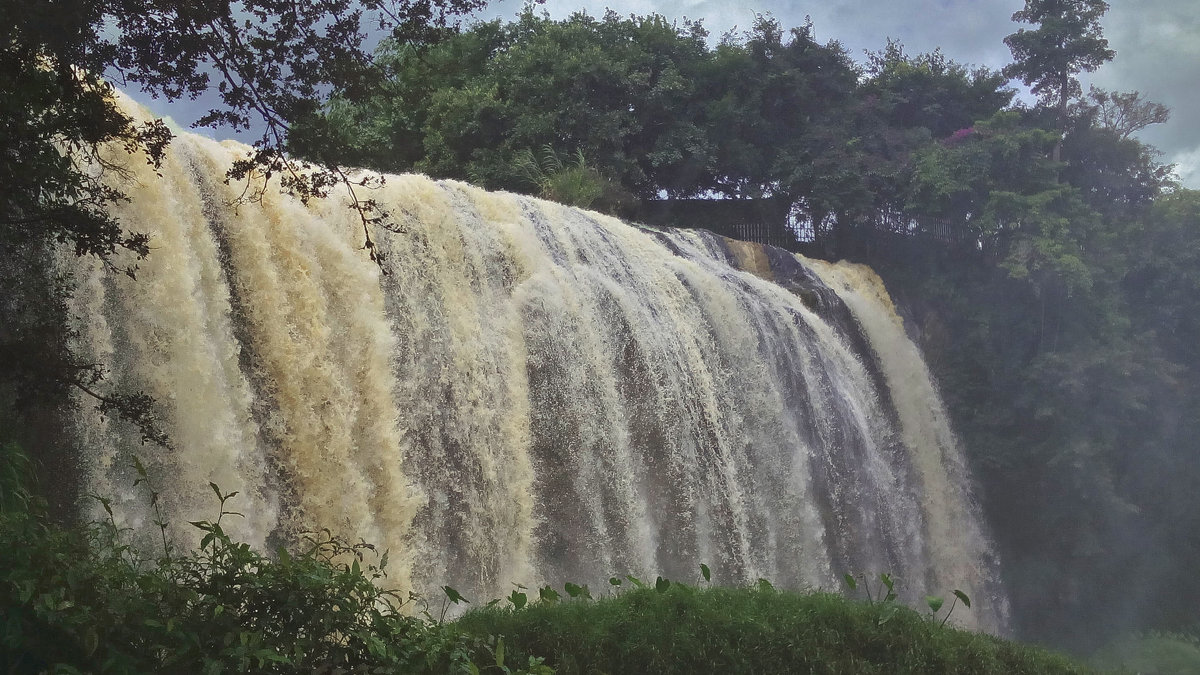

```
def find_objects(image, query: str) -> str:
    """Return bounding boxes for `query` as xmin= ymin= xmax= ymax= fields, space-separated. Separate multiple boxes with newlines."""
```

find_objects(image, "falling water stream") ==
xmin=64 ymin=97 xmax=1007 ymax=632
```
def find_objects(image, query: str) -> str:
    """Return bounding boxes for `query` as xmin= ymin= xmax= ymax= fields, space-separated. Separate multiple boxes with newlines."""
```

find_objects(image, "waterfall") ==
xmin=64 ymin=97 xmax=1007 ymax=632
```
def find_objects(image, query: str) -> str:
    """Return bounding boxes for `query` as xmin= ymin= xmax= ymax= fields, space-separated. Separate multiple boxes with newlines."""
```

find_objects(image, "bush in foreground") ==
xmin=455 ymin=581 xmax=1094 ymax=674
xmin=2 ymin=441 xmax=1096 ymax=673
xmin=0 ymin=442 xmax=546 ymax=674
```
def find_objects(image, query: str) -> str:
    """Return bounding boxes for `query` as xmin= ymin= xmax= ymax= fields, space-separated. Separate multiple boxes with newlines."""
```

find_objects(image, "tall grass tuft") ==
xmin=512 ymin=145 xmax=607 ymax=209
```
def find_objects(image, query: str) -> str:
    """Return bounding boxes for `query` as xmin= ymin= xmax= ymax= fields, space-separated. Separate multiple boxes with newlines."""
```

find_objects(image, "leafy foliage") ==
xmin=509 ymin=146 xmax=611 ymax=210
xmin=456 ymin=583 xmax=1091 ymax=674
xmin=302 ymin=9 xmax=1014 ymax=243
xmin=0 ymin=443 xmax=548 ymax=674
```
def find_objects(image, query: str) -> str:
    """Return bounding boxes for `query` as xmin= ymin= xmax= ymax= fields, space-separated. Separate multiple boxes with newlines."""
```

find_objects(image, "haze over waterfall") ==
xmin=66 ymin=100 xmax=1007 ymax=632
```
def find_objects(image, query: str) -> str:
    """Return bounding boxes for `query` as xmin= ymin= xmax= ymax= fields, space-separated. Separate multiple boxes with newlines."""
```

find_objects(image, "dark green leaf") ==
xmin=443 ymin=585 xmax=468 ymax=604
xmin=953 ymin=589 xmax=971 ymax=608
xmin=508 ymin=590 xmax=527 ymax=610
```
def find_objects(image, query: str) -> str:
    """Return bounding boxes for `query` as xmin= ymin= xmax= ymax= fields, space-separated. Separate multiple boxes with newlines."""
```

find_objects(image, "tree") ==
xmin=1 ymin=0 xmax=486 ymax=452
xmin=308 ymin=7 xmax=716 ymax=208
xmin=1003 ymin=0 xmax=1114 ymax=159
xmin=1076 ymin=86 xmax=1171 ymax=139
xmin=864 ymin=40 xmax=1012 ymax=139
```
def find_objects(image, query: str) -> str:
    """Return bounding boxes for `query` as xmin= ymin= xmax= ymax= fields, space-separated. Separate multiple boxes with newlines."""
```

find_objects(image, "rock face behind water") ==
xmin=65 ymin=95 xmax=1008 ymax=633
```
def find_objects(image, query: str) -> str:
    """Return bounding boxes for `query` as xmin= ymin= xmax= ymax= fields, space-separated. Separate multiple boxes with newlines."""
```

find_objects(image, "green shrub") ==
xmin=456 ymin=582 xmax=1094 ymax=674
xmin=511 ymin=146 xmax=609 ymax=210
xmin=0 ymin=444 xmax=547 ymax=674
xmin=0 ymin=441 xmax=1100 ymax=674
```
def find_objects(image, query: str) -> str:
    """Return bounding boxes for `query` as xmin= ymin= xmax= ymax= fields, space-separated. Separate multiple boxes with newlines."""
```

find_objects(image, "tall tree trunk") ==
xmin=1053 ymin=77 xmax=1069 ymax=163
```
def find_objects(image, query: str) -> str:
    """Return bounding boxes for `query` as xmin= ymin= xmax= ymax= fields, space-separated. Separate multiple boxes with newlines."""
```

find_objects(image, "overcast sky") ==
xmin=144 ymin=0 xmax=1199 ymax=187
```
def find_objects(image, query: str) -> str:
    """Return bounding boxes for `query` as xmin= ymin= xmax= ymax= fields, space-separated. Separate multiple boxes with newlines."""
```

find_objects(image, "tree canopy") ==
xmin=1003 ymin=0 xmax=1114 ymax=160
xmin=301 ymin=8 xmax=1015 ymax=244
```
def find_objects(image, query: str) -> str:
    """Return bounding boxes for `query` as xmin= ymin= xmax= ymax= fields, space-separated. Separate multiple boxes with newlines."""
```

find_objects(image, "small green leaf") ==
xmin=495 ymin=637 xmax=505 ymax=666
xmin=538 ymin=586 xmax=559 ymax=604
xmin=878 ymin=603 xmax=900 ymax=625
xmin=625 ymin=574 xmax=645 ymax=589
xmin=757 ymin=578 xmax=774 ymax=591
xmin=655 ymin=576 xmax=670 ymax=593
xmin=209 ymin=482 xmax=222 ymax=500
xmin=485 ymin=598 xmax=500 ymax=608
xmin=508 ymin=590 xmax=527 ymax=610
xmin=609 ymin=576 xmax=622 ymax=586
xmin=700 ymin=563 xmax=711 ymax=582
xmin=926 ymin=595 xmax=944 ymax=613
xmin=952 ymin=589 xmax=971 ymax=608
xmin=560 ymin=582 xmax=592 ymax=599
xmin=442 ymin=585 xmax=468 ymax=604
xmin=843 ymin=573 xmax=857 ymax=590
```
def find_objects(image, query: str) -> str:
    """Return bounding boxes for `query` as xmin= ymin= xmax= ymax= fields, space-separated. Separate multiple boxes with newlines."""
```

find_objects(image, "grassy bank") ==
xmin=455 ymin=583 xmax=1091 ymax=674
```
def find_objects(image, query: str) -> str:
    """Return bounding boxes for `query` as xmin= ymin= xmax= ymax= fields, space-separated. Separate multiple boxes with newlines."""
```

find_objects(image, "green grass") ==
xmin=1091 ymin=631 xmax=1200 ymax=674
xmin=454 ymin=584 xmax=1093 ymax=674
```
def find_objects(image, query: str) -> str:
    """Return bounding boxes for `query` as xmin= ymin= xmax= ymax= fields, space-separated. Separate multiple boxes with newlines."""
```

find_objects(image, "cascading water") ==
xmin=65 ymin=97 xmax=1007 ymax=632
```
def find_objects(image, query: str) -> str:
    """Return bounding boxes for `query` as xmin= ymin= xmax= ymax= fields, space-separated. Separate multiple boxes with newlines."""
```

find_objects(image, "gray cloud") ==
xmin=1088 ymin=0 xmax=1200 ymax=186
